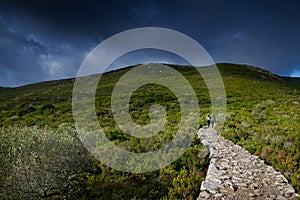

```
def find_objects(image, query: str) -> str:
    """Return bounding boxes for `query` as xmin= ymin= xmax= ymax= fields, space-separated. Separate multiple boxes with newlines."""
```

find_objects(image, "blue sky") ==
xmin=291 ymin=69 xmax=300 ymax=77
xmin=0 ymin=0 xmax=300 ymax=87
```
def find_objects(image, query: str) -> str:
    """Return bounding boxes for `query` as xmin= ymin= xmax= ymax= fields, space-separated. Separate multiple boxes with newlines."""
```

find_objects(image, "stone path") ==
xmin=197 ymin=127 xmax=299 ymax=200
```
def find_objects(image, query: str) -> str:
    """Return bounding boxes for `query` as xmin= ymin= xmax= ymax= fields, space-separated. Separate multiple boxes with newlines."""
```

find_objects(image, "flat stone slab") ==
xmin=197 ymin=127 xmax=299 ymax=200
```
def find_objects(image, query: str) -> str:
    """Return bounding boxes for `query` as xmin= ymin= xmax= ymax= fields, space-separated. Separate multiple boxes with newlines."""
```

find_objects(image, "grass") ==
xmin=0 ymin=63 xmax=299 ymax=198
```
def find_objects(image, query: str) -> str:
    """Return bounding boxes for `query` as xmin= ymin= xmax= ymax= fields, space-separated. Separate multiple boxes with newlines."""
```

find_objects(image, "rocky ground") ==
xmin=197 ymin=127 xmax=299 ymax=200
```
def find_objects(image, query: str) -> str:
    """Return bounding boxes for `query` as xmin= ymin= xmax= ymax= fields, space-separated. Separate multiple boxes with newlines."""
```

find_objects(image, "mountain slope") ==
xmin=0 ymin=63 xmax=299 ymax=198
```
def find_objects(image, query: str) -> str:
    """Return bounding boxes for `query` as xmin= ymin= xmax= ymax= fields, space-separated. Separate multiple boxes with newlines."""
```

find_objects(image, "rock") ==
xmin=200 ymin=181 xmax=219 ymax=193
xmin=198 ymin=191 xmax=210 ymax=199
xmin=197 ymin=127 xmax=298 ymax=199
xmin=285 ymin=185 xmax=295 ymax=194
xmin=249 ymin=192 xmax=256 ymax=197
xmin=214 ymin=193 xmax=224 ymax=198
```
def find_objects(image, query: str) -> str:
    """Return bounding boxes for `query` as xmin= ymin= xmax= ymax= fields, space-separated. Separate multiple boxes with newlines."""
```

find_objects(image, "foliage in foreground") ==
xmin=0 ymin=125 xmax=209 ymax=199
xmin=0 ymin=125 xmax=94 ymax=199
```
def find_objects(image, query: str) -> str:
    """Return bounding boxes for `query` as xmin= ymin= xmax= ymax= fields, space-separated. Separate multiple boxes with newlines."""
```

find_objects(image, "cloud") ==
xmin=0 ymin=0 xmax=300 ymax=86
xmin=0 ymin=9 xmax=93 ymax=87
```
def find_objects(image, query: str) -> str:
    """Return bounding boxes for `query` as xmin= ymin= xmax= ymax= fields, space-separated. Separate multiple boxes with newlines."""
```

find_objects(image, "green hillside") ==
xmin=0 ymin=63 xmax=299 ymax=199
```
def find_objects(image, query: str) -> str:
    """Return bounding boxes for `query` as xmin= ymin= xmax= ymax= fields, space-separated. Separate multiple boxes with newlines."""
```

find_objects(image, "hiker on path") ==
xmin=211 ymin=116 xmax=216 ymax=128
xmin=206 ymin=115 xmax=211 ymax=128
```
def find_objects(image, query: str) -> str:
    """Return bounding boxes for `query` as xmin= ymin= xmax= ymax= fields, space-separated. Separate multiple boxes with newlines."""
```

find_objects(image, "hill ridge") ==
xmin=0 ymin=63 xmax=292 ymax=89
xmin=197 ymin=127 xmax=298 ymax=199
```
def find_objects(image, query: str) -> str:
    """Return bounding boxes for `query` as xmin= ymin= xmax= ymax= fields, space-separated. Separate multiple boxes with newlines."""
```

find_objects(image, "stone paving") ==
xmin=197 ymin=127 xmax=299 ymax=200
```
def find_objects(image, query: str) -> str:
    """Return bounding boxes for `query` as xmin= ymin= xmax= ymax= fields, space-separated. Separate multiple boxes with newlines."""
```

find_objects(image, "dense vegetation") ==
xmin=0 ymin=63 xmax=299 ymax=198
xmin=218 ymin=64 xmax=300 ymax=192
xmin=0 ymin=64 xmax=210 ymax=199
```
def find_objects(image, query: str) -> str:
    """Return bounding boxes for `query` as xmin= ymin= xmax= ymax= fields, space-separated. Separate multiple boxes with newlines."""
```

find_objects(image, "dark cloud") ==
xmin=0 ymin=0 xmax=299 ymax=86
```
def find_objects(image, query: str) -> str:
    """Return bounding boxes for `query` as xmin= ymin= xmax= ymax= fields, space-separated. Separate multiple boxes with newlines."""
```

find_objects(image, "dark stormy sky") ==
xmin=0 ymin=0 xmax=300 ymax=87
